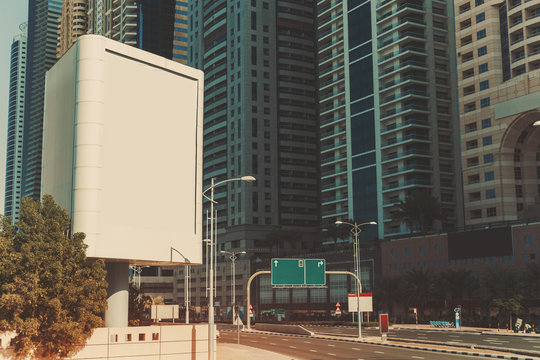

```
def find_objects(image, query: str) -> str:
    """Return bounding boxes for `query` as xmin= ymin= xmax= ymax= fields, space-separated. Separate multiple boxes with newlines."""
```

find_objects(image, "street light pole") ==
xmin=203 ymin=176 xmax=255 ymax=360
xmin=221 ymin=250 xmax=246 ymax=322
xmin=335 ymin=220 xmax=376 ymax=338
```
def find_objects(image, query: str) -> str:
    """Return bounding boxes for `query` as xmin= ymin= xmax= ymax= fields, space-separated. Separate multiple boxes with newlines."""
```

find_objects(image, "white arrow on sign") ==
xmin=318 ymin=261 xmax=324 ymax=267
xmin=274 ymin=260 xmax=279 ymax=267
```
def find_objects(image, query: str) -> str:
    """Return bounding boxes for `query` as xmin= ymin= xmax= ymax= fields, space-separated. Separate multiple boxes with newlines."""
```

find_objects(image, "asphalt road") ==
xmin=218 ymin=330 xmax=490 ymax=360
xmin=303 ymin=325 xmax=540 ymax=352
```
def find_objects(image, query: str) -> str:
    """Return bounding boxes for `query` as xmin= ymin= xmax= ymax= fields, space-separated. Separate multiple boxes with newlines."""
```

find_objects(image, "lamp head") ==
xmin=240 ymin=175 xmax=256 ymax=182
xmin=534 ymin=120 xmax=540 ymax=126
xmin=335 ymin=221 xmax=343 ymax=225
xmin=367 ymin=221 xmax=377 ymax=225
xmin=240 ymin=251 xmax=247 ymax=254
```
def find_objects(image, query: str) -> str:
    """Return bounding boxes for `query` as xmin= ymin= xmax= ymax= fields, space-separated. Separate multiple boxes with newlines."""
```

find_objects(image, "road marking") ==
xmin=412 ymin=357 xmax=424 ymax=359
xmin=309 ymin=349 xmax=317 ymax=353
xmin=281 ymin=339 xmax=288 ymax=341
xmin=374 ymin=351 xmax=384 ymax=354
xmin=352 ymin=347 xmax=360 ymax=350
xmin=303 ymin=341 xmax=311 ymax=344
xmin=249 ymin=340 xmax=257 ymax=343
xmin=328 ymin=344 xmax=335 ymax=347
xmin=328 ymin=353 xmax=336 ymax=356
xmin=269 ymin=343 xmax=276 ymax=345
xmin=289 ymin=346 xmax=296 ymax=349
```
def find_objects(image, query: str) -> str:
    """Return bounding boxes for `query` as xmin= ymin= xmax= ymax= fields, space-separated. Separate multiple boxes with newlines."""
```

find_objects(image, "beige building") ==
xmin=455 ymin=0 xmax=540 ymax=225
xmin=57 ymin=0 xmax=89 ymax=58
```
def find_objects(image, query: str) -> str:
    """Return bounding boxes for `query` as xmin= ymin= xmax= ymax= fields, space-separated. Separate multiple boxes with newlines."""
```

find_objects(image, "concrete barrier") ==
xmin=254 ymin=323 xmax=313 ymax=336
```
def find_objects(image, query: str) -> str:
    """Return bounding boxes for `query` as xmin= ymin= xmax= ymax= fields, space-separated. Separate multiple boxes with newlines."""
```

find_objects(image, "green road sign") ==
xmin=305 ymin=259 xmax=326 ymax=285
xmin=271 ymin=258 xmax=325 ymax=286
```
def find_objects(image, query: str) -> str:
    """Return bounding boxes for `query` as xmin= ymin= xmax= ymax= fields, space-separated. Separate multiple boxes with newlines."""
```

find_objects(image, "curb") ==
xmin=227 ymin=329 xmax=540 ymax=360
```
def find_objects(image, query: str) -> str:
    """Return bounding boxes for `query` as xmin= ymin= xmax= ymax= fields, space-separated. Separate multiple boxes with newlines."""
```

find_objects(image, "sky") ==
xmin=0 ymin=1 xmax=28 ymax=213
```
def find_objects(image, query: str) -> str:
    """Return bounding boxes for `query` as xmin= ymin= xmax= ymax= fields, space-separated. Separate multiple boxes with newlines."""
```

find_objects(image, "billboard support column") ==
xmin=105 ymin=262 xmax=129 ymax=327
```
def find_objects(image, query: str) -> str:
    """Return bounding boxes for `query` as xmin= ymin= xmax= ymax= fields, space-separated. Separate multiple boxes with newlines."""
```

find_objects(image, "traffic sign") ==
xmin=271 ymin=258 xmax=326 ymax=286
xmin=305 ymin=259 xmax=326 ymax=285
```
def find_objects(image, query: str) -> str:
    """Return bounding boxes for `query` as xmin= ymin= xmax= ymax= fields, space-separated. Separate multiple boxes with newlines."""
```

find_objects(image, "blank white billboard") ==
xmin=42 ymin=35 xmax=203 ymax=265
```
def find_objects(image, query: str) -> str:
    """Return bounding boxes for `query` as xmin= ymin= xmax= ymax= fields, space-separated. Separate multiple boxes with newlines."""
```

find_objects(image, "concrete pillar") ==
xmin=105 ymin=262 xmax=129 ymax=327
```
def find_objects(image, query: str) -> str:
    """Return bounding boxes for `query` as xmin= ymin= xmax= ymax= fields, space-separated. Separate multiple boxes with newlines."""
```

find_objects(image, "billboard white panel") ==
xmin=151 ymin=305 xmax=179 ymax=320
xmin=347 ymin=293 xmax=373 ymax=313
xmin=42 ymin=35 xmax=203 ymax=265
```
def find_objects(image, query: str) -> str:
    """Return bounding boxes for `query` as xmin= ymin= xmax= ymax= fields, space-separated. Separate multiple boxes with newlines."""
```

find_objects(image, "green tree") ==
xmin=0 ymin=195 xmax=108 ymax=359
xmin=394 ymin=190 xmax=443 ymax=232
xmin=128 ymin=283 xmax=151 ymax=326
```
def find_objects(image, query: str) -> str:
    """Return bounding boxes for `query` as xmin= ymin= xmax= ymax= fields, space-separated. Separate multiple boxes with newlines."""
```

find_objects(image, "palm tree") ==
xmin=393 ymin=190 xmax=443 ymax=232
xmin=491 ymin=295 xmax=524 ymax=329
xmin=321 ymin=219 xmax=352 ymax=244
xmin=404 ymin=267 xmax=436 ymax=321
xmin=441 ymin=269 xmax=477 ymax=301
xmin=521 ymin=261 xmax=540 ymax=300
xmin=375 ymin=276 xmax=404 ymax=317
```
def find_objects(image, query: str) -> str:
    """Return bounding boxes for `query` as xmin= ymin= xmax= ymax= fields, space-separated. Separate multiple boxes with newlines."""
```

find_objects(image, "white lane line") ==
xmin=249 ymin=340 xmax=257 ymax=343
xmin=269 ymin=343 xmax=276 ymax=345
xmin=412 ymin=356 xmax=424 ymax=359
xmin=375 ymin=351 xmax=385 ymax=354
xmin=328 ymin=353 xmax=336 ymax=356
xmin=309 ymin=349 xmax=317 ymax=353
xmin=352 ymin=347 xmax=361 ymax=350
xmin=303 ymin=341 xmax=311 ymax=344
xmin=289 ymin=346 xmax=296 ymax=349
xmin=328 ymin=344 xmax=336 ymax=347
xmin=281 ymin=338 xmax=288 ymax=341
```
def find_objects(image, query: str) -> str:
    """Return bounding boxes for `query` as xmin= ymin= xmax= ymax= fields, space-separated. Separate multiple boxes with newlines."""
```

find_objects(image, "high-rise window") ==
xmin=476 ymin=13 xmax=486 ymax=23
xmin=479 ymin=63 xmax=489 ymax=73
xmin=478 ymin=46 xmax=487 ymax=56
xmin=477 ymin=29 xmax=486 ymax=39
xmin=484 ymin=153 xmax=494 ymax=163
xmin=479 ymin=80 xmax=489 ymax=90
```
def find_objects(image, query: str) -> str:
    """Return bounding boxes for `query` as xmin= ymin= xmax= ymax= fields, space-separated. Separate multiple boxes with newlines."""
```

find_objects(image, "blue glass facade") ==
xmin=22 ymin=0 xmax=63 ymax=201
xmin=5 ymin=28 xmax=27 ymax=221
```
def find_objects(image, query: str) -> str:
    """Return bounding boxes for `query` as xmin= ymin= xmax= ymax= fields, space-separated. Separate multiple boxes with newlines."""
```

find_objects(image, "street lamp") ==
xmin=335 ymin=220 xmax=377 ymax=338
xmin=534 ymin=120 xmax=540 ymax=126
xmin=203 ymin=176 xmax=255 ymax=360
xmin=221 ymin=250 xmax=246 ymax=323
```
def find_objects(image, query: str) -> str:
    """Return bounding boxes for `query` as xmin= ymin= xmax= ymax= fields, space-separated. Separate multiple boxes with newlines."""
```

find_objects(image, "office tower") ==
xmin=87 ymin=0 xmax=186 ymax=62
xmin=22 ymin=0 xmax=64 ymax=202
xmin=4 ymin=24 xmax=28 ymax=222
xmin=318 ymin=0 xmax=464 ymax=238
xmin=56 ymin=0 xmax=88 ymax=58
xmin=172 ymin=0 xmax=188 ymax=64
xmin=455 ymin=0 xmax=540 ymax=225
xmin=188 ymin=0 xmax=319 ymax=307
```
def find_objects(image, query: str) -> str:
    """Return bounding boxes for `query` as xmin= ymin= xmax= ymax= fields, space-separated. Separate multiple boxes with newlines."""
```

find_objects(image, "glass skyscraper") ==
xmin=22 ymin=0 xmax=64 ymax=202
xmin=5 ymin=24 xmax=28 ymax=221
xmin=318 ymin=0 xmax=464 ymax=238
xmin=187 ymin=0 xmax=320 ymax=308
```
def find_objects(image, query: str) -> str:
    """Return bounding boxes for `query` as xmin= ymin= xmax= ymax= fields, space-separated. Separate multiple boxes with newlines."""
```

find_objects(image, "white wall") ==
xmin=0 ymin=325 xmax=213 ymax=360
xmin=42 ymin=35 xmax=204 ymax=265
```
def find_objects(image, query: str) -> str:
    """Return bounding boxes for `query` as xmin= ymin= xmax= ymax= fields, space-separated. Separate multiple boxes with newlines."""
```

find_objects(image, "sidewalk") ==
xmin=217 ymin=343 xmax=298 ymax=360
xmin=393 ymin=323 xmax=540 ymax=336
